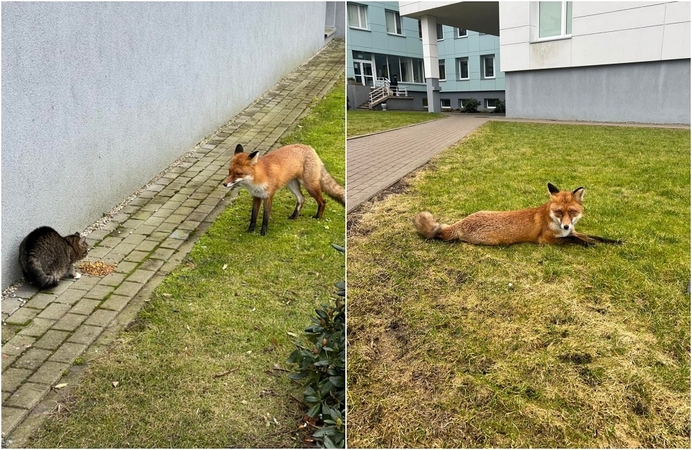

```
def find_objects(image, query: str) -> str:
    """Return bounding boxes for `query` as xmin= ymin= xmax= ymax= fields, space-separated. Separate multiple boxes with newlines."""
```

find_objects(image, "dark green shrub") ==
xmin=462 ymin=98 xmax=480 ymax=113
xmin=287 ymin=245 xmax=345 ymax=448
xmin=494 ymin=100 xmax=506 ymax=113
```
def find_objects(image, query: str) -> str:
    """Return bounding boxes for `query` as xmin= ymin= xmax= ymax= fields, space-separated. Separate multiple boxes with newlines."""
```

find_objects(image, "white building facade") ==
xmin=400 ymin=1 xmax=690 ymax=124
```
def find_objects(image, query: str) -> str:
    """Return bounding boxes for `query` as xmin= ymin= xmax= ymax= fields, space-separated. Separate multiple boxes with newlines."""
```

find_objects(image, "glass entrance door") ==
xmin=353 ymin=60 xmax=374 ymax=87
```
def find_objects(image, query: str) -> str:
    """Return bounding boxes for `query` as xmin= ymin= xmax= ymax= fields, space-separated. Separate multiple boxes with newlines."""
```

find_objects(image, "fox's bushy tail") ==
xmin=320 ymin=167 xmax=345 ymax=206
xmin=413 ymin=211 xmax=444 ymax=239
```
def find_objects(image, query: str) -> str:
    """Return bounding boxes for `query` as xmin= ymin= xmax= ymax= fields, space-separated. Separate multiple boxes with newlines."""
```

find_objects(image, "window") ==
xmin=457 ymin=57 xmax=469 ymax=80
xmin=412 ymin=60 xmax=424 ymax=83
xmin=485 ymin=98 xmax=500 ymax=109
xmin=482 ymin=55 xmax=495 ymax=79
xmin=385 ymin=10 xmax=402 ymax=35
xmin=439 ymin=60 xmax=446 ymax=81
xmin=436 ymin=23 xmax=444 ymax=40
xmin=456 ymin=28 xmax=468 ymax=38
xmin=539 ymin=1 xmax=572 ymax=39
xmin=348 ymin=3 xmax=368 ymax=29
xmin=459 ymin=99 xmax=468 ymax=110
xmin=441 ymin=99 xmax=452 ymax=110
xmin=418 ymin=20 xmax=422 ymax=38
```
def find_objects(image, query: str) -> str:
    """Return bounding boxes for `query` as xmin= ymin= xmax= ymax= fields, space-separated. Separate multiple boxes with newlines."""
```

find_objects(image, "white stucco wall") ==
xmin=499 ymin=1 xmax=690 ymax=71
xmin=1 ymin=1 xmax=329 ymax=288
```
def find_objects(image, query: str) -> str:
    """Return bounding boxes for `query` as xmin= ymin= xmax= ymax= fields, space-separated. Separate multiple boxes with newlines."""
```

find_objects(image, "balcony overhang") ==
xmin=399 ymin=1 xmax=500 ymax=36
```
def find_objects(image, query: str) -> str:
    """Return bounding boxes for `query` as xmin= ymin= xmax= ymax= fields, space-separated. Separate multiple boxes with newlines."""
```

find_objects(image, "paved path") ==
xmin=346 ymin=115 xmax=490 ymax=212
xmin=1 ymin=38 xmax=344 ymax=447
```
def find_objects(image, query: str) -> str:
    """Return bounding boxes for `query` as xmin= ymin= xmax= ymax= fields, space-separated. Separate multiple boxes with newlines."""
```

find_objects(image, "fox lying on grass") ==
xmin=223 ymin=144 xmax=344 ymax=235
xmin=414 ymin=183 xmax=622 ymax=246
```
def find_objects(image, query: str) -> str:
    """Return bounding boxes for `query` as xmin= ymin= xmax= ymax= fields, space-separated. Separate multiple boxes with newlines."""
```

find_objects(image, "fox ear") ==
xmin=248 ymin=151 xmax=260 ymax=165
xmin=234 ymin=144 xmax=244 ymax=154
xmin=572 ymin=187 xmax=585 ymax=203
xmin=548 ymin=183 xmax=560 ymax=195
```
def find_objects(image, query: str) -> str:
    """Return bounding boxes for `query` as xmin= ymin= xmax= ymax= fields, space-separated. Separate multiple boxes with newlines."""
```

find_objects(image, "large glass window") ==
xmin=439 ymin=60 xmax=446 ymax=81
xmin=539 ymin=1 xmax=573 ymax=39
xmin=482 ymin=55 xmax=495 ymax=79
xmin=457 ymin=57 xmax=469 ymax=80
xmin=348 ymin=3 xmax=368 ymax=29
xmin=413 ymin=60 xmax=424 ymax=83
xmin=385 ymin=10 xmax=402 ymax=35
xmin=436 ymin=23 xmax=444 ymax=40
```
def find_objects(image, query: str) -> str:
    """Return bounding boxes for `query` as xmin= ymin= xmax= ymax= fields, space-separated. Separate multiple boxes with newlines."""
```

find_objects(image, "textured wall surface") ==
xmin=2 ymin=1 xmax=328 ymax=288
xmin=505 ymin=59 xmax=690 ymax=124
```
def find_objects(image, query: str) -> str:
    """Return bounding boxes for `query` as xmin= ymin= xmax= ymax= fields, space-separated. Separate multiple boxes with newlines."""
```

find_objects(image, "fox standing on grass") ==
xmin=414 ymin=183 xmax=621 ymax=246
xmin=223 ymin=143 xmax=345 ymax=235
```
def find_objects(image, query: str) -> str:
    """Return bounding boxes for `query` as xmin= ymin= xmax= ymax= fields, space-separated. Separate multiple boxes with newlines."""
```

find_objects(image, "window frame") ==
xmin=537 ymin=1 xmax=573 ymax=41
xmin=440 ymin=98 xmax=452 ymax=110
xmin=485 ymin=98 xmax=500 ymax=110
xmin=438 ymin=59 xmax=446 ymax=81
xmin=436 ymin=23 xmax=444 ymax=41
xmin=481 ymin=54 xmax=495 ymax=80
xmin=456 ymin=28 xmax=468 ymax=38
xmin=347 ymin=3 xmax=369 ymax=30
xmin=457 ymin=57 xmax=469 ymax=80
xmin=385 ymin=9 xmax=403 ymax=35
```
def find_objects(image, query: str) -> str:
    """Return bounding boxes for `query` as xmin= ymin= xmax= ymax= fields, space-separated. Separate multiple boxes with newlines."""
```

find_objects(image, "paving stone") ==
xmin=2 ymin=298 xmax=24 ymax=316
xmin=139 ymin=258 xmax=165 ymax=272
xmin=2 ymin=406 xmax=29 ymax=437
xmin=110 ymin=242 xmax=137 ymax=256
xmin=49 ymin=342 xmax=87 ymax=364
xmin=122 ymin=233 xmax=147 ymax=246
xmin=54 ymin=289 xmax=86 ymax=306
xmin=67 ymin=325 xmax=104 ymax=346
xmin=113 ymin=281 xmax=143 ymax=298
xmin=13 ymin=348 xmax=52 ymax=370
xmin=16 ymin=318 xmax=56 ymax=338
xmin=4 ymin=382 xmax=51 ymax=410
xmin=99 ymin=272 xmax=127 ymax=287
xmin=169 ymin=229 xmax=191 ymax=240
xmin=27 ymin=361 xmax=71 ymax=386
xmin=12 ymin=284 xmax=39 ymax=300
xmin=102 ymin=253 xmax=126 ymax=265
xmin=143 ymin=215 xmax=166 ymax=227
xmin=33 ymin=330 xmax=70 ymax=351
xmin=130 ymin=224 xmax=158 ymax=236
xmin=126 ymin=269 xmax=155 ymax=285
xmin=5 ymin=307 xmax=39 ymax=326
xmin=52 ymin=313 xmax=87 ymax=332
xmin=83 ymin=284 xmax=114 ymax=301
xmin=23 ymin=293 xmax=57 ymax=310
xmin=150 ymin=248 xmax=175 ymax=261
xmin=2 ymin=335 xmax=37 ymax=356
xmin=84 ymin=309 xmax=118 ymax=328
xmin=155 ymin=222 xmax=178 ymax=233
xmin=124 ymin=250 xmax=150 ymax=263
xmin=159 ymin=238 xmax=185 ymax=250
xmin=97 ymin=236 xmax=123 ymax=248
xmin=70 ymin=274 xmax=100 ymax=291
xmin=36 ymin=303 xmax=71 ymax=320
xmin=177 ymin=220 xmax=202 ymax=231
xmin=1 ymin=367 xmax=34 ymax=392
xmin=70 ymin=299 xmax=101 ymax=317
xmin=84 ymin=246 xmax=110 ymax=259
xmin=136 ymin=239 xmax=159 ymax=252
xmin=42 ymin=280 xmax=74 ymax=296
xmin=2 ymin=353 xmax=18 ymax=372
xmin=99 ymin=295 xmax=130 ymax=312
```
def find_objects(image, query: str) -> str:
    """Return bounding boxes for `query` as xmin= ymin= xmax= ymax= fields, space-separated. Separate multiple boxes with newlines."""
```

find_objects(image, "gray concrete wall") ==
xmin=506 ymin=59 xmax=691 ymax=124
xmin=1 ymin=1 xmax=329 ymax=288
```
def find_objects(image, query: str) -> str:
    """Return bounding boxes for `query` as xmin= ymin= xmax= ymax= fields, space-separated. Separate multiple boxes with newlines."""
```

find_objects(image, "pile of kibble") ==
xmin=78 ymin=260 xmax=117 ymax=277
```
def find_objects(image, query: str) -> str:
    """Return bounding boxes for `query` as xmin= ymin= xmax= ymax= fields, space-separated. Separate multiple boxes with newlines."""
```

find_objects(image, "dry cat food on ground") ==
xmin=78 ymin=260 xmax=117 ymax=276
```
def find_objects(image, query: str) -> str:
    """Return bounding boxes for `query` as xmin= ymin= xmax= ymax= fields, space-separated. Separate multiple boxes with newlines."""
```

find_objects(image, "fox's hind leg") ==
xmin=286 ymin=179 xmax=305 ymax=219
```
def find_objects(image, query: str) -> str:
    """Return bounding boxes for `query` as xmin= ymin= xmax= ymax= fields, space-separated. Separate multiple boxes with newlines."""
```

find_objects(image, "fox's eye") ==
xmin=568 ymin=209 xmax=579 ymax=217
xmin=552 ymin=210 xmax=562 ymax=217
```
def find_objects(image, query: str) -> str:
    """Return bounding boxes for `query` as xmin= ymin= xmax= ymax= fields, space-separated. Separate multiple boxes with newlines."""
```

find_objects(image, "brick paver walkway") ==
xmin=1 ymin=38 xmax=344 ymax=447
xmin=346 ymin=115 xmax=490 ymax=212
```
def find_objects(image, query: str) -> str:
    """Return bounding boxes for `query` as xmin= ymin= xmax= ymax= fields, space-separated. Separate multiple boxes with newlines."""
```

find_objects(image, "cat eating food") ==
xmin=19 ymin=226 xmax=88 ymax=290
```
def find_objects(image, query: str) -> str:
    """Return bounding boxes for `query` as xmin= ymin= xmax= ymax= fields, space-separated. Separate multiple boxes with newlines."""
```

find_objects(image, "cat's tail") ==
xmin=23 ymin=257 xmax=60 ymax=289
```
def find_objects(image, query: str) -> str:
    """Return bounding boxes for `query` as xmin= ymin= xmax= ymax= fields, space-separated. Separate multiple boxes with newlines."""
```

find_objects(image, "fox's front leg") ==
xmin=261 ymin=196 xmax=273 ymax=236
xmin=248 ymin=197 xmax=261 ymax=232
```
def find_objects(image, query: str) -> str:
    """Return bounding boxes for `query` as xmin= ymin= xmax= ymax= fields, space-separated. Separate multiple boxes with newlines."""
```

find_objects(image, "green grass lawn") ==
xmin=347 ymin=110 xmax=445 ymax=137
xmin=347 ymin=121 xmax=690 ymax=448
xmin=29 ymin=78 xmax=345 ymax=448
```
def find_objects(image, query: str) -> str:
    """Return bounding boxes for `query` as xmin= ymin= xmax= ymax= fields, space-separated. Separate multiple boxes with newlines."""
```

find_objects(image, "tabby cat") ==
xmin=19 ymin=226 xmax=88 ymax=289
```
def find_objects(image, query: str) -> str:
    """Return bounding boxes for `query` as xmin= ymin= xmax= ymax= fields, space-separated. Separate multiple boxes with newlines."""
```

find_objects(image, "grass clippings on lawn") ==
xmin=29 ymin=78 xmax=345 ymax=448
xmin=347 ymin=110 xmax=445 ymax=137
xmin=347 ymin=121 xmax=690 ymax=448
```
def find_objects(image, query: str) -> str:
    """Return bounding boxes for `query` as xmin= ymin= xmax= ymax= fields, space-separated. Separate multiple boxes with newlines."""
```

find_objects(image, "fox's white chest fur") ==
xmin=240 ymin=177 xmax=270 ymax=199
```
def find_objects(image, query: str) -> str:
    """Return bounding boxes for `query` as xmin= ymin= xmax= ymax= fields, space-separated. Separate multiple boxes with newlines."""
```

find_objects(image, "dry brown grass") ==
xmin=346 ymin=122 xmax=690 ymax=448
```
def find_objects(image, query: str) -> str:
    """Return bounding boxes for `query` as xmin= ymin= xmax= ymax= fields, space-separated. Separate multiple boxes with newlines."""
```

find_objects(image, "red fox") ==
xmin=222 ymin=143 xmax=345 ymax=235
xmin=414 ymin=183 xmax=621 ymax=246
